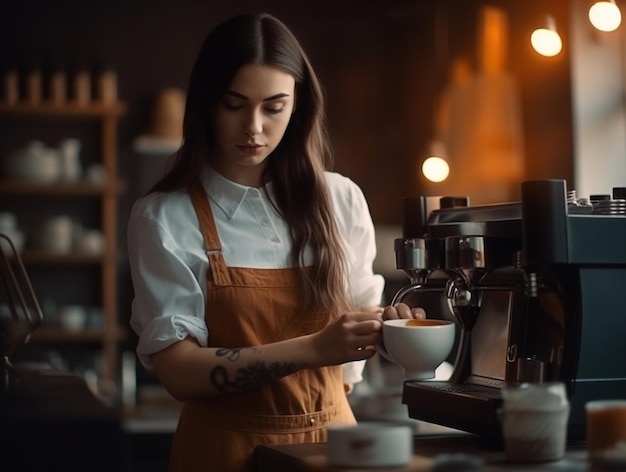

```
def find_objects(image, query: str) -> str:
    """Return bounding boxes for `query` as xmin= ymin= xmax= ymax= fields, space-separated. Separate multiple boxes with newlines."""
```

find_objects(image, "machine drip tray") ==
xmin=402 ymin=381 xmax=504 ymax=439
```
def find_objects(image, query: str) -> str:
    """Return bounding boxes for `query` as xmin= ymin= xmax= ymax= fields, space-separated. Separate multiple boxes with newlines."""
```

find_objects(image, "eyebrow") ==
xmin=226 ymin=90 xmax=291 ymax=102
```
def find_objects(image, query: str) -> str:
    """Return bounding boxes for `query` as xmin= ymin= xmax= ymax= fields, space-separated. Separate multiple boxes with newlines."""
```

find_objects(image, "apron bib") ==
xmin=168 ymin=181 xmax=356 ymax=471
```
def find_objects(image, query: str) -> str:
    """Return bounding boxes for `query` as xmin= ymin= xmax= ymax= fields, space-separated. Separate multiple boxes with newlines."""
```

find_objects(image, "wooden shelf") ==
xmin=0 ymin=99 xmax=127 ymax=404
xmin=133 ymin=134 xmax=181 ymax=155
xmin=0 ymin=102 xmax=127 ymax=118
xmin=0 ymin=178 xmax=126 ymax=195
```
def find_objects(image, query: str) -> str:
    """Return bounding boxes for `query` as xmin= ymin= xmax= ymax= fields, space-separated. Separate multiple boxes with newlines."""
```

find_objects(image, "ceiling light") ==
xmin=589 ymin=0 xmax=622 ymax=32
xmin=422 ymin=156 xmax=449 ymax=183
xmin=531 ymin=15 xmax=563 ymax=57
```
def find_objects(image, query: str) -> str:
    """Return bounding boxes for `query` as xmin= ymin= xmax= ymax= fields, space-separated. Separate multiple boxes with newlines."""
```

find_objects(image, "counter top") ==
xmin=1 ymin=367 xmax=127 ymax=472
xmin=255 ymin=432 xmax=590 ymax=471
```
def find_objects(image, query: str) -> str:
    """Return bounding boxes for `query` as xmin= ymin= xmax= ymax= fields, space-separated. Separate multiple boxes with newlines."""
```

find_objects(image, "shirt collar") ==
xmin=200 ymin=166 xmax=271 ymax=220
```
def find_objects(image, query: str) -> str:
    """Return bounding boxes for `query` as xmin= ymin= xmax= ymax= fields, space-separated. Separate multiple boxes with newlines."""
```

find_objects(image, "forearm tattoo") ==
xmin=210 ymin=347 xmax=299 ymax=392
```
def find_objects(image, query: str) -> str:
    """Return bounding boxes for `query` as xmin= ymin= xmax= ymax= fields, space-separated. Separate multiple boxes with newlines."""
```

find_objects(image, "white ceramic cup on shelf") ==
xmin=40 ymin=216 xmax=75 ymax=253
xmin=0 ymin=212 xmax=17 ymax=233
xmin=58 ymin=138 xmax=82 ymax=181
xmin=77 ymin=229 xmax=105 ymax=255
xmin=58 ymin=305 xmax=87 ymax=332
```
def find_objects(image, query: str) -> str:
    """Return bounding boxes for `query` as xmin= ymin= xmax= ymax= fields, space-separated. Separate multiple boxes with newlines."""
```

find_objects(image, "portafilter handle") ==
xmin=443 ymin=236 xmax=487 ymax=332
xmin=445 ymin=273 xmax=482 ymax=332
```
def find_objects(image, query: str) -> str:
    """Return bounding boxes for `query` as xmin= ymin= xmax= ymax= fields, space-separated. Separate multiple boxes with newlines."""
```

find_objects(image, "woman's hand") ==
xmin=382 ymin=303 xmax=426 ymax=320
xmin=310 ymin=311 xmax=383 ymax=366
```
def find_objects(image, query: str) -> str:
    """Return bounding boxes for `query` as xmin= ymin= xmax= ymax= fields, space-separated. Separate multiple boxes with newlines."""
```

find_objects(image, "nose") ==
xmin=243 ymin=109 xmax=262 ymax=138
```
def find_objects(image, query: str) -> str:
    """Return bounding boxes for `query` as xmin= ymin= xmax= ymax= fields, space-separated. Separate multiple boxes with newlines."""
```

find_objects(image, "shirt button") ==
xmin=309 ymin=417 xmax=315 ymax=426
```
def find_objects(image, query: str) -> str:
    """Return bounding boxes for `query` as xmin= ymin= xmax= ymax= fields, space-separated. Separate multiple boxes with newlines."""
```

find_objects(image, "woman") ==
xmin=128 ymin=12 xmax=420 ymax=471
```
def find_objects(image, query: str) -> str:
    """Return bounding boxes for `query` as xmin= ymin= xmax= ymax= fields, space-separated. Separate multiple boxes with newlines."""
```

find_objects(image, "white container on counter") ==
xmin=326 ymin=422 xmax=413 ymax=468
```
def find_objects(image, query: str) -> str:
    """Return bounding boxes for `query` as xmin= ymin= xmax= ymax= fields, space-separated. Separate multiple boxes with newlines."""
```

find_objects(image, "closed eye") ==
xmin=223 ymin=100 xmax=244 ymax=111
xmin=265 ymin=106 xmax=284 ymax=115
xmin=223 ymin=90 xmax=291 ymax=115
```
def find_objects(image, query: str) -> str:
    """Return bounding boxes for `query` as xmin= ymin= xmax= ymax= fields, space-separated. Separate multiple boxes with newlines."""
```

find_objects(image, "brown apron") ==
xmin=168 ymin=181 xmax=356 ymax=471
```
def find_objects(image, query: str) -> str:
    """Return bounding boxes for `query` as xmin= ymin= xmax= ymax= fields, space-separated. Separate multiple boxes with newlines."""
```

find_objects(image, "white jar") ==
xmin=40 ymin=215 xmax=75 ymax=253
xmin=58 ymin=305 xmax=87 ymax=331
xmin=59 ymin=138 xmax=82 ymax=181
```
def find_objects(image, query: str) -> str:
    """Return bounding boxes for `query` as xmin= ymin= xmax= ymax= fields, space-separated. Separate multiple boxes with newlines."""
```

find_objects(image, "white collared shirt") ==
xmin=127 ymin=167 xmax=385 ymax=384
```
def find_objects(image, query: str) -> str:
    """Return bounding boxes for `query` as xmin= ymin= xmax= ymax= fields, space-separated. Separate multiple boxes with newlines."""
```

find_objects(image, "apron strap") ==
xmin=188 ymin=179 xmax=232 ymax=286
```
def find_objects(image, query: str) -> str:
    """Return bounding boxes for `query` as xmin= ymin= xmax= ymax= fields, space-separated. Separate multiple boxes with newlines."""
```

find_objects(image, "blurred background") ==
xmin=1 ymin=0 xmax=625 ymax=470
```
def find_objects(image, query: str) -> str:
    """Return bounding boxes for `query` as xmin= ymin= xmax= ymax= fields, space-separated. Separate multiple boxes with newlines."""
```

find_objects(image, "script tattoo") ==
xmin=215 ymin=347 xmax=245 ymax=362
xmin=210 ymin=356 xmax=299 ymax=393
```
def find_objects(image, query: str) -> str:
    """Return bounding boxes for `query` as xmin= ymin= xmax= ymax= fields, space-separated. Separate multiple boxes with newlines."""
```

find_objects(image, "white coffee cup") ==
xmin=77 ymin=229 xmax=105 ymax=254
xmin=378 ymin=318 xmax=456 ymax=380
xmin=58 ymin=305 xmax=87 ymax=332
xmin=40 ymin=216 xmax=75 ymax=253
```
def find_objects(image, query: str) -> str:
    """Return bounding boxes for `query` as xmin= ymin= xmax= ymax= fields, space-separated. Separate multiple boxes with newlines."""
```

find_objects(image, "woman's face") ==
xmin=212 ymin=63 xmax=296 ymax=187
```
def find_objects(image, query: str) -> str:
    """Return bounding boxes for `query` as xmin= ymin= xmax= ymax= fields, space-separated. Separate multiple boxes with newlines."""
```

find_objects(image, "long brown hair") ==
xmin=150 ymin=13 xmax=352 ymax=316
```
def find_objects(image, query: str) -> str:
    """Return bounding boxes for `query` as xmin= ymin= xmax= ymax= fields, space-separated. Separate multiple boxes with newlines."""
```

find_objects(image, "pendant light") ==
xmin=422 ymin=3 xmax=450 ymax=184
xmin=422 ymin=140 xmax=450 ymax=183
xmin=531 ymin=15 xmax=563 ymax=57
xmin=589 ymin=0 xmax=622 ymax=32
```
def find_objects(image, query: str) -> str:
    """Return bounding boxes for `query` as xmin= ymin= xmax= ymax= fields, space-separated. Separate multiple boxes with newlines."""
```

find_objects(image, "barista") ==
xmin=127 ymin=13 xmax=422 ymax=471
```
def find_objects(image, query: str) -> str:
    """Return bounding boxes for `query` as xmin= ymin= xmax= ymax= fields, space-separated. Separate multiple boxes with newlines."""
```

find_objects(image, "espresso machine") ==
xmin=392 ymin=179 xmax=626 ymax=439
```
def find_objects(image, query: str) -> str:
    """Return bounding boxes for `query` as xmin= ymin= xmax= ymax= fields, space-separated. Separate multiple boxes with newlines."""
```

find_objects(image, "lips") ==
xmin=236 ymin=143 xmax=265 ymax=154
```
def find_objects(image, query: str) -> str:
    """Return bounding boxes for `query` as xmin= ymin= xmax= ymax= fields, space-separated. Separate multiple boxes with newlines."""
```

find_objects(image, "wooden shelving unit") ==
xmin=0 ymin=101 xmax=127 ymax=402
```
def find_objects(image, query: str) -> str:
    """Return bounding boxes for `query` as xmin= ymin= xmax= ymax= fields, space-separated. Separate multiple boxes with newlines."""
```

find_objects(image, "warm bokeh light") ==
xmin=422 ymin=156 xmax=450 ymax=183
xmin=589 ymin=1 xmax=622 ymax=32
xmin=530 ymin=28 xmax=563 ymax=57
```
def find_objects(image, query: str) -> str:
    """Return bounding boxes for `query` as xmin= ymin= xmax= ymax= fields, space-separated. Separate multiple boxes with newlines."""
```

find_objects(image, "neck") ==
xmin=212 ymin=162 xmax=267 ymax=188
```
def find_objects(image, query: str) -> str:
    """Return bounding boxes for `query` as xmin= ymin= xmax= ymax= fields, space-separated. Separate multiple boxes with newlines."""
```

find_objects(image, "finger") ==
xmin=352 ymin=331 xmax=382 ymax=349
xmin=352 ymin=344 xmax=378 ymax=361
xmin=353 ymin=347 xmax=377 ymax=361
xmin=351 ymin=319 xmax=383 ymax=335
xmin=342 ymin=311 xmax=384 ymax=323
xmin=393 ymin=303 xmax=413 ymax=319
xmin=411 ymin=307 xmax=426 ymax=319
xmin=382 ymin=305 xmax=400 ymax=320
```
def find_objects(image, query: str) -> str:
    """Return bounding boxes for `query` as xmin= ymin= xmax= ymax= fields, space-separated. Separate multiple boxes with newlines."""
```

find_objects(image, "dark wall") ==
xmin=0 ymin=0 xmax=573 ymax=222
